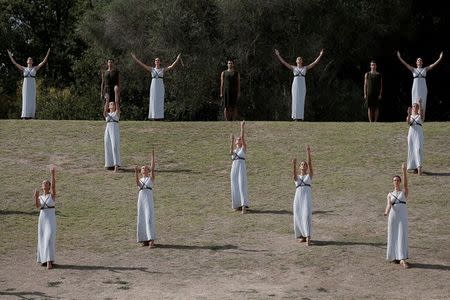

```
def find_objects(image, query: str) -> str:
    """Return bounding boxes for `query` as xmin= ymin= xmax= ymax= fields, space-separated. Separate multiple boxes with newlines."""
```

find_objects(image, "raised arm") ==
xmin=417 ymin=99 xmax=423 ymax=120
xmin=306 ymin=145 xmax=313 ymax=178
xmin=115 ymin=98 xmax=120 ymax=116
xmin=426 ymin=51 xmax=443 ymax=71
xmin=397 ymin=51 xmax=414 ymax=71
xmin=134 ymin=165 xmax=141 ymax=187
xmin=240 ymin=121 xmax=247 ymax=151
xmin=306 ymin=49 xmax=324 ymax=70
xmin=36 ymin=48 xmax=50 ymax=71
xmin=131 ymin=53 xmax=152 ymax=72
xmin=229 ymin=133 xmax=234 ymax=155
xmin=406 ymin=106 xmax=412 ymax=124
xmin=292 ymin=158 xmax=297 ymax=181
xmin=150 ymin=149 xmax=156 ymax=181
xmin=50 ymin=165 xmax=56 ymax=198
xmin=165 ymin=53 xmax=181 ymax=72
xmin=6 ymin=50 xmax=25 ymax=71
xmin=274 ymin=49 xmax=294 ymax=71
xmin=34 ymin=189 xmax=40 ymax=208
xmin=103 ymin=101 xmax=108 ymax=118
xmin=402 ymin=162 xmax=408 ymax=198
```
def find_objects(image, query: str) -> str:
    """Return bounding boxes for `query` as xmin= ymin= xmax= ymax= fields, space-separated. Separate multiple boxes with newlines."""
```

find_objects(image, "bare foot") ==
xmin=241 ymin=206 xmax=246 ymax=214
xmin=306 ymin=237 xmax=312 ymax=246
xmin=298 ymin=237 xmax=306 ymax=243
xmin=400 ymin=260 xmax=410 ymax=269
xmin=47 ymin=261 xmax=53 ymax=270
xmin=141 ymin=241 xmax=149 ymax=247
xmin=114 ymin=166 xmax=119 ymax=173
xmin=149 ymin=240 xmax=156 ymax=248
xmin=418 ymin=167 xmax=422 ymax=176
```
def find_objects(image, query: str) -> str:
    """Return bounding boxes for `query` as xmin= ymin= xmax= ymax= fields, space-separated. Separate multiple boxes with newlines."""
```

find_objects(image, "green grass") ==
xmin=0 ymin=120 xmax=449 ymax=298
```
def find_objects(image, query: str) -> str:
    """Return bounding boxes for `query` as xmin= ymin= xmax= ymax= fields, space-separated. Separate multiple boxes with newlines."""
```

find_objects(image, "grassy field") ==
xmin=0 ymin=120 xmax=449 ymax=299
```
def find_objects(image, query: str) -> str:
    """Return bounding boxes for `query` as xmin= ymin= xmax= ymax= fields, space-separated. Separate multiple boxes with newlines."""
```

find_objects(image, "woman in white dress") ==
xmin=7 ymin=48 xmax=50 ymax=119
xmin=103 ymin=100 xmax=121 ymax=172
xmin=406 ymin=100 xmax=424 ymax=175
xmin=384 ymin=163 xmax=410 ymax=269
xmin=131 ymin=53 xmax=182 ymax=120
xmin=34 ymin=166 xmax=57 ymax=270
xmin=135 ymin=150 xmax=157 ymax=248
xmin=230 ymin=121 xmax=249 ymax=214
xmin=292 ymin=145 xmax=313 ymax=245
xmin=274 ymin=49 xmax=324 ymax=120
xmin=397 ymin=50 xmax=443 ymax=120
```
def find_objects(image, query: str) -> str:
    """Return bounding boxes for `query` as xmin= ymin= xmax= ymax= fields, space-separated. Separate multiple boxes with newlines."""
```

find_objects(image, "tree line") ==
xmin=1 ymin=0 xmax=448 ymax=121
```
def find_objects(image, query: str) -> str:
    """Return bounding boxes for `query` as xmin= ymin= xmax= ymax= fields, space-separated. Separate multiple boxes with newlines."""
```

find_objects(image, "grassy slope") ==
xmin=0 ymin=120 xmax=449 ymax=298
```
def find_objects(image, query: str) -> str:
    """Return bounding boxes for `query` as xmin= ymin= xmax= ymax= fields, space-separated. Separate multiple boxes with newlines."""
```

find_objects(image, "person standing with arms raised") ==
xmin=7 ymin=48 xmax=50 ymax=119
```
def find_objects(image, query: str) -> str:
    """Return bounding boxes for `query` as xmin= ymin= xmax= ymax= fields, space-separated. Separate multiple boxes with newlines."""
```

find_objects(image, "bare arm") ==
xmin=397 ymin=51 xmax=414 ymax=71
xmin=240 ymin=121 xmax=247 ymax=151
xmin=35 ymin=48 xmax=50 ymax=71
xmin=150 ymin=149 xmax=156 ymax=181
xmin=306 ymin=49 xmax=324 ymax=70
xmin=292 ymin=158 xmax=297 ymax=181
xmin=307 ymin=145 xmax=313 ymax=178
xmin=220 ymin=71 xmax=224 ymax=98
xmin=165 ymin=53 xmax=181 ymax=72
xmin=7 ymin=50 xmax=25 ymax=71
xmin=426 ymin=51 xmax=443 ymax=71
xmin=274 ymin=49 xmax=294 ymax=71
xmin=100 ymin=70 xmax=104 ymax=99
xmin=229 ymin=134 xmax=234 ymax=155
xmin=131 ymin=53 xmax=152 ymax=72
xmin=134 ymin=166 xmax=140 ymax=187
xmin=50 ymin=166 xmax=56 ymax=198
xmin=384 ymin=193 xmax=392 ymax=216
xmin=379 ymin=76 xmax=383 ymax=99
xmin=363 ymin=73 xmax=368 ymax=100
xmin=402 ymin=163 xmax=408 ymax=198
xmin=34 ymin=189 xmax=40 ymax=208
xmin=406 ymin=106 xmax=412 ymax=124
xmin=115 ymin=98 xmax=120 ymax=116
xmin=103 ymin=102 xmax=108 ymax=118
xmin=417 ymin=99 xmax=423 ymax=120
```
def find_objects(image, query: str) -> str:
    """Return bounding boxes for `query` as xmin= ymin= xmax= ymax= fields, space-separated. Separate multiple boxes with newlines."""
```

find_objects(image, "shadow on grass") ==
xmin=54 ymin=264 xmax=161 ymax=274
xmin=0 ymin=291 xmax=55 ymax=298
xmin=313 ymin=240 xmax=386 ymax=248
xmin=119 ymin=167 xmax=199 ymax=174
xmin=409 ymin=263 xmax=450 ymax=271
xmin=0 ymin=210 xmax=37 ymax=216
xmin=156 ymin=244 xmax=237 ymax=251
xmin=312 ymin=210 xmax=335 ymax=215
xmin=250 ymin=209 xmax=292 ymax=215
xmin=422 ymin=171 xmax=450 ymax=176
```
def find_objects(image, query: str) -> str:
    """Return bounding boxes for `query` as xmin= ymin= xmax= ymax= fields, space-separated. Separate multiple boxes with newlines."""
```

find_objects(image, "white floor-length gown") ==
xmin=293 ymin=174 xmax=312 ymax=238
xmin=22 ymin=67 xmax=37 ymax=118
xmin=411 ymin=68 xmax=427 ymax=111
xmin=137 ymin=176 xmax=156 ymax=242
xmin=292 ymin=66 xmax=307 ymax=120
xmin=104 ymin=111 xmax=121 ymax=167
xmin=386 ymin=190 xmax=408 ymax=261
xmin=230 ymin=147 xmax=249 ymax=209
xmin=37 ymin=194 xmax=56 ymax=263
xmin=149 ymin=68 xmax=165 ymax=119
xmin=407 ymin=114 xmax=424 ymax=170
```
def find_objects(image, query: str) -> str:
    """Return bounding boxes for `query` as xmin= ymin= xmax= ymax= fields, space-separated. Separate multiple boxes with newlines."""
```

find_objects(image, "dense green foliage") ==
xmin=1 ymin=0 xmax=449 ymax=120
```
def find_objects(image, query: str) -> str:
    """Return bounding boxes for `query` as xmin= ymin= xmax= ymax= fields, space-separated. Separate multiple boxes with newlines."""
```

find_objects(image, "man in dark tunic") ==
xmin=101 ymin=59 xmax=120 ymax=103
xmin=220 ymin=59 xmax=240 ymax=121
xmin=364 ymin=60 xmax=383 ymax=122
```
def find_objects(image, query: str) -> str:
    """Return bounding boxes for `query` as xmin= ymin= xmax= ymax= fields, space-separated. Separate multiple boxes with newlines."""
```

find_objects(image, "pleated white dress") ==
xmin=407 ymin=114 xmax=424 ymax=170
xmin=37 ymin=194 xmax=56 ymax=263
xmin=386 ymin=190 xmax=408 ymax=261
xmin=149 ymin=68 xmax=165 ymax=119
xmin=291 ymin=66 xmax=307 ymax=120
xmin=137 ymin=177 xmax=156 ymax=242
xmin=104 ymin=111 xmax=121 ymax=167
xmin=293 ymin=174 xmax=312 ymax=238
xmin=22 ymin=67 xmax=37 ymax=118
xmin=230 ymin=147 xmax=249 ymax=209
xmin=411 ymin=68 xmax=427 ymax=111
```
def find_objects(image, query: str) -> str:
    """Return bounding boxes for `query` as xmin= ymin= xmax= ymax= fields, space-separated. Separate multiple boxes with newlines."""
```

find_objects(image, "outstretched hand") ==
xmin=134 ymin=165 xmax=139 ymax=173
xmin=230 ymin=133 xmax=234 ymax=142
xmin=407 ymin=107 xmax=412 ymax=115
xmin=396 ymin=51 xmax=401 ymax=58
xmin=319 ymin=49 xmax=325 ymax=56
xmin=401 ymin=162 xmax=407 ymax=172
xmin=306 ymin=145 xmax=311 ymax=153
xmin=274 ymin=49 xmax=280 ymax=56
xmin=439 ymin=51 xmax=444 ymax=59
xmin=34 ymin=189 xmax=39 ymax=198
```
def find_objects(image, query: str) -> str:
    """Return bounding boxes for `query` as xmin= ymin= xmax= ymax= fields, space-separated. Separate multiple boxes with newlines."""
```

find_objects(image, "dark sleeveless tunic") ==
xmin=104 ymin=69 xmax=119 ymax=102
xmin=223 ymin=70 xmax=239 ymax=107
xmin=366 ymin=72 xmax=382 ymax=108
